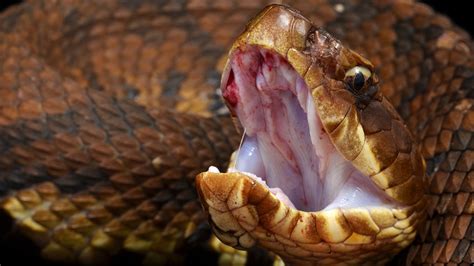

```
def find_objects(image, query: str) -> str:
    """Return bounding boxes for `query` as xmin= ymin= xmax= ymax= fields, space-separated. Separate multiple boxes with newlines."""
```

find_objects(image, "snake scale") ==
xmin=0 ymin=0 xmax=472 ymax=265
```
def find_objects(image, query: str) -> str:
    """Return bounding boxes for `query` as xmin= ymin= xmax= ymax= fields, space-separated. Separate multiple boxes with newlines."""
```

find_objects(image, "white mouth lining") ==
xmin=220 ymin=46 xmax=396 ymax=212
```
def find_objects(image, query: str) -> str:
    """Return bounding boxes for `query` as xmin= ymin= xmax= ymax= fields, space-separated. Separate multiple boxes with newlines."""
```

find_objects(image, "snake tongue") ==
xmin=222 ymin=45 xmax=395 ymax=212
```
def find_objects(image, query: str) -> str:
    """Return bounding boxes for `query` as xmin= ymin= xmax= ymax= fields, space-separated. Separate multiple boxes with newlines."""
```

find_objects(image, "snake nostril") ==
xmin=305 ymin=26 xmax=318 ymax=49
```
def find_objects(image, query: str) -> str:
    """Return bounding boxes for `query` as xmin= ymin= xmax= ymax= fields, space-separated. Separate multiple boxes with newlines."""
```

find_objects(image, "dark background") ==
xmin=0 ymin=0 xmax=471 ymax=265
xmin=1 ymin=0 xmax=473 ymax=35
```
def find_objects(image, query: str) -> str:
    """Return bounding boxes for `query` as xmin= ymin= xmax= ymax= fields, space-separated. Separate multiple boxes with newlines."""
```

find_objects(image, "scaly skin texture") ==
xmin=0 ymin=0 xmax=472 ymax=265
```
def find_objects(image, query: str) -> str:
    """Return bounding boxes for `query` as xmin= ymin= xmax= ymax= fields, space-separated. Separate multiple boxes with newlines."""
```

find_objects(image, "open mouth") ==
xmin=220 ymin=45 xmax=397 ymax=212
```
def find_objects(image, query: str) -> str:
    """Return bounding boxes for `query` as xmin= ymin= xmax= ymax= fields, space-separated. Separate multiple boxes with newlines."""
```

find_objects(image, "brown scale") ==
xmin=322 ymin=1 xmax=473 ymax=264
xmin=0 ymin=0 xmax=472 ymax=265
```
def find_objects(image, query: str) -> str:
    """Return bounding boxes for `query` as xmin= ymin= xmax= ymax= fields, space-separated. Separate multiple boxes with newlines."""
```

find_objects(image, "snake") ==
xmin=0 ymin=0 xmax=471 ymax=265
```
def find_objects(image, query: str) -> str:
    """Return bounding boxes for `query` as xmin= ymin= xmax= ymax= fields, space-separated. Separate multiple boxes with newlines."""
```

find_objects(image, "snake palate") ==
xmin=224 ymin=46 xmax=396 ymax=212
xmin=0 ymin=0 xmax=472 ymax=265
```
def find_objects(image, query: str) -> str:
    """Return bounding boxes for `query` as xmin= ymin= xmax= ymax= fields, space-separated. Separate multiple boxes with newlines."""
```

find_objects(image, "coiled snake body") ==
xmin=0 ymin=0 xmax=472 ymax=265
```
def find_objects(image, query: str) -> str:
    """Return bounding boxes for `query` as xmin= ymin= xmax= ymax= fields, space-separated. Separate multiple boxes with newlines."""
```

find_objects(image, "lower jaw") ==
xmin=196 ymin=169 xmax=424 ymax=264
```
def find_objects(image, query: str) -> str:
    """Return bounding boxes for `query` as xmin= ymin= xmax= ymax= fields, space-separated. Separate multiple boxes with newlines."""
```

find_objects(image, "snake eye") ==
xmin=344 ymin=66 xmax=372 ymax=92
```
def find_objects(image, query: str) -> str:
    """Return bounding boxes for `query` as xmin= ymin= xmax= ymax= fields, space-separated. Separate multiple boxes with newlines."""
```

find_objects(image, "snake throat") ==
xmin=222 ymin=45 xmax=397 ymax=212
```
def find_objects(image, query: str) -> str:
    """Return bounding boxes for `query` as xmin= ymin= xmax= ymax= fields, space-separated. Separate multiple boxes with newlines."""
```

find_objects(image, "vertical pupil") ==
xmin=353 ymin=72 xmax=365 ymax=90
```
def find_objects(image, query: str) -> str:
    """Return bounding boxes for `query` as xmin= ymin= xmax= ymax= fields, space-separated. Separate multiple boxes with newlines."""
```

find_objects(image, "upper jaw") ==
xmin=218 ymin=1 xmax=426 ymax=209
xmin=220 ymin=9 xmax=426 ymax=206
xmin=221 ymin=45 xmax=399 ymax=212
xmin=220 ymin=4 xmax=312 ymax=104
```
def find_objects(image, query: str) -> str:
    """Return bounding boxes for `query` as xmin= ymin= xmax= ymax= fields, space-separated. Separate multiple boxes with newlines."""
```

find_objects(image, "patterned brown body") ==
xmin=0 ymin=0 xmax=472 ymax=265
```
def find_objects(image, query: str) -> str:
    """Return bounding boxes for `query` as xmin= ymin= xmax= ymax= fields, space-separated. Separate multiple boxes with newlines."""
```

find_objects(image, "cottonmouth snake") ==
xmin=0 ymin=0 xmax=472 ymax=265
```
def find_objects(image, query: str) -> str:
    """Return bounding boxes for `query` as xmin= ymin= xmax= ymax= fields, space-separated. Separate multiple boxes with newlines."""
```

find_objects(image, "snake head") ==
xmin=197 ymin=4 xmax=427 ymax=265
